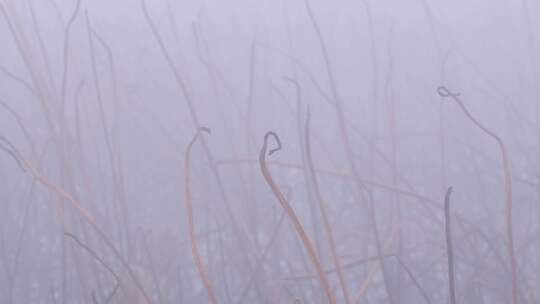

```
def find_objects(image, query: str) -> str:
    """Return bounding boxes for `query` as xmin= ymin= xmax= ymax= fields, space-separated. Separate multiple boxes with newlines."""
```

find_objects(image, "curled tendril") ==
xmin=437 ymin=86 xmax=460 ymax=98
xmin=263 ymin=131 xmax=282 ymax=156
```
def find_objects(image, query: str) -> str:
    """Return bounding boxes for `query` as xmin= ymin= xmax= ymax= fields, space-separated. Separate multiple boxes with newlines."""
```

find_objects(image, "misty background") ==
xmin=1 ymin=0 xmax=539 ymax=303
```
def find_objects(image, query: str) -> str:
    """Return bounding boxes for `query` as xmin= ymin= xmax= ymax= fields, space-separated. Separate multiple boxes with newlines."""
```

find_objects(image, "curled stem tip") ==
xmin=263 ymin=131 xmax=282 ymax=156
xmin=437 ymin=86 xmax=460 ymax=98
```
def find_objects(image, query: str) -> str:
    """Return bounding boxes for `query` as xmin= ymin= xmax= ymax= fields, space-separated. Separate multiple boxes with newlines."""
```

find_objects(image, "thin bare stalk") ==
xmin=28 ymin=0 xmax=57 ymax=98
xmin=0 ymin=98 xmax=36 ymax=157
xmin=0 ymin=65 xmax=36 ymax=94
xmin=64 ymin=232 xmax=121 ymax=303
xmin=438 ymin=86 xmax=517 ymax=304
xmin=85 ymin=11 xmax=133 ymax=260
xmin=259 ymin=131 xmax=336 ymax=304
xmin=444 ymin=187 xmax=456 ymax=304
xmin=184 ymin=127 xmax=218 ymax=304
xmin=305 ymin=106 xmax=351 ymax=304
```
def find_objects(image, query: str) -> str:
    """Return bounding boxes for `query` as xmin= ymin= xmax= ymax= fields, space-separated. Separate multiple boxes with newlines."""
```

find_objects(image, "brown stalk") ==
xmin=438 ymin=86 xmax=518 ymax=304
xmin=304 ymin=106 xmax=351 ymax=304
xmin=259 ymin=131 xmax=336 ymax=304
xmin=184 ymin=127 xmax=218 ymax=304
xmin=142 ymin=4 xmax=263 ymax=294
xmin=285 ymin=77 xmax=325 ymax=293
xmin=28 ymin=0 xmax=57 ymax=98
xmin=302 ymin=0 xmax=397 ymax=300
xmin=0 ymin=2 xmax=59 ymax=147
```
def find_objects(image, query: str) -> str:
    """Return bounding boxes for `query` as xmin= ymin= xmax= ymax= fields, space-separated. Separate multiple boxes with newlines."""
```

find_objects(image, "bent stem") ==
xmin=259 ymin=131 xmax=336 ymax=304
xmin=438 ymin=86 xmax=517 ymax=304
xmin=184 ymin=127 xmax=218 ymax=304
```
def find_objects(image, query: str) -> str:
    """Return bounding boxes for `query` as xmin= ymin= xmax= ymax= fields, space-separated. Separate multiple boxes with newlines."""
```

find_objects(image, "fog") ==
xmin=0 ymin=0 xmax=539 ymax=303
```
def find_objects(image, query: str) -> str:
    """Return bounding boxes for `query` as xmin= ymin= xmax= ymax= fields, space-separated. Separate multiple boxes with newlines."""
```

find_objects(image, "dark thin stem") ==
xmin=303 ymin=1 xmax=396 ymax=301
xmin=0 ymin=135 xmax=26 ymax=171
xmin=438 ymin=86 xmax=517 ymax=304
xmin=65 ymin=233 xmax=119 ymax=282
xmin=65 ymin=232 xmax=121 ymax=303
xmin=444 ymin=187 xmax=457 ymax=304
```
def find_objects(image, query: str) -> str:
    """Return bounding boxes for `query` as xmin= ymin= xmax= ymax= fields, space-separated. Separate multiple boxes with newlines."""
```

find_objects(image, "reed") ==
xmin=444 ymin=187 xmax=456 ymax=304
xmin=438 ymin=86 xmax=518 ymax=304
xmin=259 ymin=131 xmax=336 ymax=304
xmin=184 ymin=127 xmax=218 ymax=304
